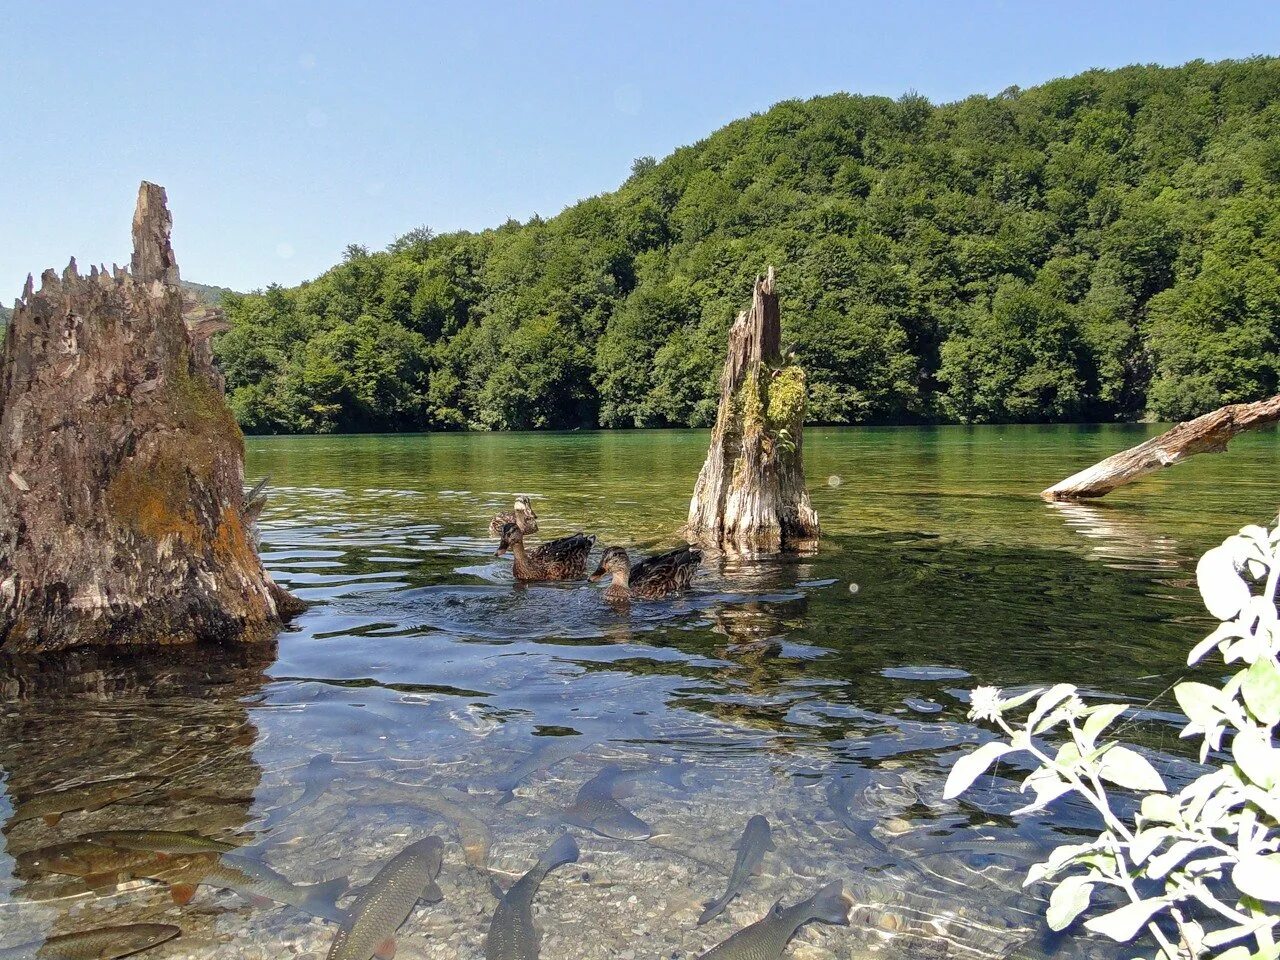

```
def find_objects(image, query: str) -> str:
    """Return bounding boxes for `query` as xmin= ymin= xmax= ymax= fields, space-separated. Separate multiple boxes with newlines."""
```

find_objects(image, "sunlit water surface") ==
xmin=2 ymin=425 xmax=1278 ymax=959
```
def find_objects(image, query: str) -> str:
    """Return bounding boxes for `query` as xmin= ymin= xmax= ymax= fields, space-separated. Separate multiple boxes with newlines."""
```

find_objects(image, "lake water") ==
xmin=1 ymin=425 xmax=1277 ymax=959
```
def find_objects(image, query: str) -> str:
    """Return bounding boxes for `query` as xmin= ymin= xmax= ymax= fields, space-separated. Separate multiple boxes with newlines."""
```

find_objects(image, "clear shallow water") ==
xmin=1 ymin=425 xmax=1277 ymax=959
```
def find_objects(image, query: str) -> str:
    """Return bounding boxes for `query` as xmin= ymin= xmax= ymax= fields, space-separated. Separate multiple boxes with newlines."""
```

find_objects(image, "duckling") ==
xmin=589 ymin=545 xmax=702 ymax=601
xmin=496 ymin=523 xmax=596 ymax=582
xmin=489 ymin=495 xmax=540 ymax=538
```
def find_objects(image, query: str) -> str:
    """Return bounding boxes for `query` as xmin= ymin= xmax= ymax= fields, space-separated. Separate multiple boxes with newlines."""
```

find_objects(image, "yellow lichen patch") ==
xmin=765 ymin=363 xmax=806 ymax=431
xmin=105 ymin=454 xmax=201 ymax=546
xmin=738 ymin=369 xmax=765 ymax=430
xmin=212 ymin=508 xmax=258 ymax=573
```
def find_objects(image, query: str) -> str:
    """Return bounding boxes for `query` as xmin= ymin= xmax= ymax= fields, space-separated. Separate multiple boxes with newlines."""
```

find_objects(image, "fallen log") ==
xmin=0 ymin=182 xmax=299 ymax=652
xmin=687 ymin=267 xmax=820 ymax=551
xmin=1041 ymin=395 xmax=1280 ymax=501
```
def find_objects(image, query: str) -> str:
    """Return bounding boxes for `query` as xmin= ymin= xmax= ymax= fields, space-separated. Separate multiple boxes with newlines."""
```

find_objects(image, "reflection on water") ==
xmin=1 ymin=425 xmax=1277 ymax=958
xmin=1045 ymin=501 xmax=1183 ymax=571
xmin=0 ymin=647 xmax=269 ymax=954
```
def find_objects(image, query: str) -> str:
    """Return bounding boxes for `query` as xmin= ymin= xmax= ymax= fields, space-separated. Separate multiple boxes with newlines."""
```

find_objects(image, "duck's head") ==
xmin=514 ymin=495 xmax=537 ymax=520
xmin=495 ymin=522 xmax=524 ymax=557
xmin=589 ymin=546 xmax=631 ymax=581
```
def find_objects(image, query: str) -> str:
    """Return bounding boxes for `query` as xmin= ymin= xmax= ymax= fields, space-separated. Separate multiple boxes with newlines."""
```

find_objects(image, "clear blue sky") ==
xmin=2 ymin=1 xmax=1277 ymax=296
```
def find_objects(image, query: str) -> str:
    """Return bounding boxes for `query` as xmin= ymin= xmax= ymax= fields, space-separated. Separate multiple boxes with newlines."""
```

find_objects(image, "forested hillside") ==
xmin=216 ymin=58 xmax=1280 ymax=433
xmin=181 ymin=280 xmax=236 ymax=306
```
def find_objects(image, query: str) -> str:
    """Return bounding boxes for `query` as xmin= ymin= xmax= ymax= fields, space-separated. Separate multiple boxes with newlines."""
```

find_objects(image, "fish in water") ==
xmin=144 ymin=852 xmax=348 ymax=922
xmin=485 ymin=833 xmax=579 ymax=960
xmin=78 ymin=829 xmax=240 ymax=856
xmin=361 ymin=782 xmax=493 ymax=868
xmin=328 ymin=836 xmax=444 ymax=960
xmin=698 ymin=879 xmax=850 ymax=960
xmin=563 ymin=765 xmax=649 ymax=840
xmin=918 ymin=836 xmax=1047 ymax=861
xmin=823 ymin=776 xmax=922 ymax=878
xmin=0 ymin=923 xmax=180 ymax=960
xmin=260 ymin=753 xmax=339 ymax=829
xmin=823 ymin=774 xmax=862 ymax=833
xmin=15 ymin=841 xmax=168 ymax=889
xmin=10 ymin=777 xmax=156 ymax=826
xmin=488 ymin=737 xmax=589 ymax=805
xmin=698 ymin=815 xmax=774 ymax=926
xmin=564 ymin=763 xmax=685 ymax=841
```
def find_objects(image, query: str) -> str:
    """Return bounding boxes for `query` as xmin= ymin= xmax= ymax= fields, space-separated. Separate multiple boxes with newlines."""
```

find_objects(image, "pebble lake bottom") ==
xmin=1 ymin=424 xmax=1277 ymax=959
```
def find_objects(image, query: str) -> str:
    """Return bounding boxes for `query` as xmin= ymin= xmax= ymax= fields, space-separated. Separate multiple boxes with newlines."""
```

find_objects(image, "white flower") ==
xmin=969 ymin=686 xmax=1005 ymax=723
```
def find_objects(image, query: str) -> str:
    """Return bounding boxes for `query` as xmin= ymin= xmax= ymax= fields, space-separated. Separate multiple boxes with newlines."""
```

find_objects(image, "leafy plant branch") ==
xmin=948 ymin=520 xmax=1280 ymax=960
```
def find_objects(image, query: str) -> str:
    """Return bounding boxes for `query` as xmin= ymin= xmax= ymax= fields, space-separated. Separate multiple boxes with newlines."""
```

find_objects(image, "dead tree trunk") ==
xmin=687 ymin=267 xmax=819 ymax=551
xmin=1042 ymin=395 xmax=1280 ymax=501
xmin=0 ymin=182 xmax=298 ymax=653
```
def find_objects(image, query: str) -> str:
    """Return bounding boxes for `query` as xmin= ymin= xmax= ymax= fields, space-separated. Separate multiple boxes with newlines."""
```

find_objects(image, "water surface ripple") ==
xmin=2 ymin=425 xmax=1277 ymax=959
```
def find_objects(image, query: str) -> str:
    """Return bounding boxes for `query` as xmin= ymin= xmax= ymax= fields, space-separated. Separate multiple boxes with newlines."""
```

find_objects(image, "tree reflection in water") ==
xmin=0 ymin=645 xmax=271 ymax=953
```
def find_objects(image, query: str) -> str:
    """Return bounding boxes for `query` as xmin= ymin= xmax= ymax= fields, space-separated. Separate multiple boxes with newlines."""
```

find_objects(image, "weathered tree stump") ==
xmin=0 ymin=182 xmax=298 ymax=653
xmin=1042 ymin=394 xmax=1280 ymax=501
xmin=687 ymin=267 xmax=819 ymax=551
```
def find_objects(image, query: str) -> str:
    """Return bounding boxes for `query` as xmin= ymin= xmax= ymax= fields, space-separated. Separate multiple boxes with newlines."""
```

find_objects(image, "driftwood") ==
xmin=1042 ymin=395 xmax=1280 ymax=501
xmin=687 ymin=267 xmax=819 ymax=551
xmin=0 ymin=182 xmax=298 ymax=653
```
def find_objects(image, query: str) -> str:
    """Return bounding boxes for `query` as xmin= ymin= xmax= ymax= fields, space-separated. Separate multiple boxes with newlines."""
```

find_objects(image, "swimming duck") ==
xmin=496 ymin=523 xmax=596 ymax=582
xmin=489 ymin=495 xmax=540 ymax=538
xmin=589 ymin=545 xmax=702 ymax=601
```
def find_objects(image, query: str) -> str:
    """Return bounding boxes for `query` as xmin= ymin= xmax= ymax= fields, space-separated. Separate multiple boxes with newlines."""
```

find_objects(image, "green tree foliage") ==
xmin=216 ymin=58 xmax=1280 ymax=432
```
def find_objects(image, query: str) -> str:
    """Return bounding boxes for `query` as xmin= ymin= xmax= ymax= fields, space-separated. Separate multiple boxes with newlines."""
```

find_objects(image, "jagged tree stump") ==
xmin=687 ymin=267 xmax=820 ymax=551
xmin=0 ymin=182 xmax=297 ymax=652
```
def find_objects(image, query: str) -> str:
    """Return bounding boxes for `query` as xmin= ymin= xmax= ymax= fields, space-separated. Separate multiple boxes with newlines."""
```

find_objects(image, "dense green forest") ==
xmin=215 ymin=58 xmax=1280 ymax=433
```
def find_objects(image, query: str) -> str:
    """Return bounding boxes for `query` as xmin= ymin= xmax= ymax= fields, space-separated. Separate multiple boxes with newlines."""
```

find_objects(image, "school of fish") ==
xmin=1 ymin=753 xmax=859 ymax=960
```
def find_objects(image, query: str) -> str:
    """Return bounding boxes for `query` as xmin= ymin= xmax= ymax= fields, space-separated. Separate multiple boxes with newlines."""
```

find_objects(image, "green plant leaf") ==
xmin=1243 ymin=658 xmax=1280 ymax=726
xmin=1198 ymin=544 xmax=1250 ymax=621
xmin=1210 ymin=944 xmax=1252 ymax=959
xmin=1000 ymin=687 xmax=1044 ymax=711
xmin=1146 ymin=839 xmax=1199 ymax=879
xmin=1245 ymin=785 xmax=1280 ymax=824
xmin=1174 ymin=682 xmax=1223 ymax=728
xmin=1129 ymin=826 xmax=1171 ymax=864
xmin=1232 ymin=854 xmax=1280 ymax=902
xmin=1025 ymin=842 xmax=1103 ymax=887
xmin=1083 ymin=898 xmax=1165 ymax=942
xmin=1097 ymin=746 xmax=1166 ymax=792
xmin=1027 ymin=684 xmax=1077 ymax=734
xmin=1233 ymin=727 xmax=1279 ymax=790
xmin=1013 ymin=767 xmax=1071 ymax=815
xmin=943 ymin=740 xmax=1015 ymax=799
xmin=1138 ymin=793 xmax=1179 ymax=826
xmin=1081 ymin=703 xmax=1128 ymax=748
xmin=1046 ymin=875 xmax=1094 ymax=930
xmin=1187 ymin=621 xmax=1242 ymax=666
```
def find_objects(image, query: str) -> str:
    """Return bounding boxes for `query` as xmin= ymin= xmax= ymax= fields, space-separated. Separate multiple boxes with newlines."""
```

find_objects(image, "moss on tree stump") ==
xmin=0 ymin=182 xmax=298 ymax=652
xmin=687 ymin=267 xmax=820 ymax=552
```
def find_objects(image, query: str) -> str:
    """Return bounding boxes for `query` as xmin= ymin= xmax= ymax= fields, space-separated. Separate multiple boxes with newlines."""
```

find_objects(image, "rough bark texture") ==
xmin=0 ymin=182 xmax=296 ymax=653
xmin=687 ymin=268 xmax=820 ymax=551
xmin=1042 ymin=394 xmax=1280 ymax=501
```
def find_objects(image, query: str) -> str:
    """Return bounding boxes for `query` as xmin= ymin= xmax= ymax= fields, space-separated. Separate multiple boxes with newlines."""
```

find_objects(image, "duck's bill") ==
xmin=588 ymin=567 xmax=605 ymax=581
xmin=494 ymin=547 xmax=508 ymax=557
